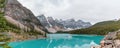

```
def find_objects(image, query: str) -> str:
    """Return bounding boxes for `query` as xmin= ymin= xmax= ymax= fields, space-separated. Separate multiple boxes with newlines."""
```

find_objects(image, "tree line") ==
xmin=70 ymin=20 xmax=120 ymax=35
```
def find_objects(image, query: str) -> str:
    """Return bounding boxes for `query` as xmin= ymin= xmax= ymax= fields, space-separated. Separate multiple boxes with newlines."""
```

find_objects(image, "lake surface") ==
xmin=9 ymin=34 xmax=104 ymax=48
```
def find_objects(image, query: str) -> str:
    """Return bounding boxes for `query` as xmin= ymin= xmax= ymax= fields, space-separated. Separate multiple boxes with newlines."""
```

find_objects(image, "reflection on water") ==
xmin=9 ymin=34 xmax=104 ymax=48
xmin=54 ymin=41 xmax=98 ymax=48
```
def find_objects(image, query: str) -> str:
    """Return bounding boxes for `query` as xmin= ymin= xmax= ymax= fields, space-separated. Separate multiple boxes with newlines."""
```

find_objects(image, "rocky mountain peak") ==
xmin=37 ymin=15 xmax=92 ymax=33
xmin=4 ymin=0 xmax=47 ymax=37
xmin=7 ymin=0 xmax=20 ymax=4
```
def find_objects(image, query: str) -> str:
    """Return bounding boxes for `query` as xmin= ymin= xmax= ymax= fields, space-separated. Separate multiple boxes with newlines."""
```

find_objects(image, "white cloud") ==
xmin=18 ymin=0 xmax=120 ymax=24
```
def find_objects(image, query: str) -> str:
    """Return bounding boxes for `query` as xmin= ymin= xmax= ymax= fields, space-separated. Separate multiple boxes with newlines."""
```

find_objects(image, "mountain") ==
xmin=70 ymin=20 xmax=120 ymax=35
xmin=37 ymin=15 xmax=64 ymax=33
xmin=58 ymin=19 xmax=92 ymax=30
xmin=0 ymin=0 xmax=47 ymax=41
xmin=37 ymin=15 xmax=92 ymax=33
xmin=37 ymin=15 xmax=50 ymax=28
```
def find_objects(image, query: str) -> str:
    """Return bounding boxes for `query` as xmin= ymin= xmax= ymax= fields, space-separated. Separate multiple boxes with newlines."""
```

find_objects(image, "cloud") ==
xmin=18 ymin=0 xmax=120 ymax=24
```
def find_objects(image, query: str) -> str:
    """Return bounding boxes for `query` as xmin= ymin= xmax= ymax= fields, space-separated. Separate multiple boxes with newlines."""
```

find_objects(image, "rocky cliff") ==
xmin=37 ymin=15 xmax=65 ymax=33
xmin=37 ymin=15 xmax=92 ymax=33
xmin=0 ymin=0 xmax=47 ymax=41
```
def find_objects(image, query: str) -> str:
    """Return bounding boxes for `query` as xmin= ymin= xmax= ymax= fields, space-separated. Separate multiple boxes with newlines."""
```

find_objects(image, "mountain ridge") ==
xmin=0 ymin=0 xmax=47 ymax=42
xmin=37 ymin=14 xmax=92 ymax=33
xmin=70 ymin=20 xmax=120 ymax=35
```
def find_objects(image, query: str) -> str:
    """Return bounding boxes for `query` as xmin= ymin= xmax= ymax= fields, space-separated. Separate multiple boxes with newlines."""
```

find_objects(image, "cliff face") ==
xmin=37 ymin=15 xmax=65 ymax=33
xmin=37 ymin=15 xmax=92 ymax=33
xmin=2 ymin=0 xmax=47 ymax=41
xmin=37 ymin=15 xmax=50 ymax=28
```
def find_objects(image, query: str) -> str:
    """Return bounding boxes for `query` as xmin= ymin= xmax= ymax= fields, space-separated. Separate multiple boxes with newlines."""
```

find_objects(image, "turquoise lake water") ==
xmin=9 ymin=34 xmax=104 ymax=48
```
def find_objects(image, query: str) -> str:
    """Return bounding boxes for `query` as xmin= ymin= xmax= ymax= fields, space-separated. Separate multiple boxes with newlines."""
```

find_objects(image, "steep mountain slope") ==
xmin=37 ymin=15 xmax=65 ymax=33
xmin=37 ymin=15 xmax=92 ymax=33
xmin=70 ymin=20 xmax=120 ymax=35
xmin=0 ymin=0 xmax=47 ymax=42
xmin=37 ymin=15 xmax=50 ymax=28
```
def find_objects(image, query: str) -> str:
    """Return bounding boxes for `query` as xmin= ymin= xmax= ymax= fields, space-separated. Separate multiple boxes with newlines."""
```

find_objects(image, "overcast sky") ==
xmin=18 ymin=0 xmax=120 ymax=24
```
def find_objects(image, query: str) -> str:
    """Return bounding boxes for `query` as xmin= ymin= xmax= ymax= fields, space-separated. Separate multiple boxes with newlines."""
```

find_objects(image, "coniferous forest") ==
xmin=0 ymin=0 xmax=11 ymax=48
xmin=70 ymin=20 xmax=120 ymax=35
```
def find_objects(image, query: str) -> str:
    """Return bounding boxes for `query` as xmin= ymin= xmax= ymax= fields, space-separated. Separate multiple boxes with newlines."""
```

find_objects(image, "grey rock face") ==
xmin=47 ymin=17 xmax=64 ymax=28
xmin=59 ymin=19 xmax=92 ymax=29
xmin=37 ymin=15 xmax=64 ymax=33
xmin=7 ymin=0 xmax=20 ymax=4
xmin=37 ymin=15 xmax=92 ymax=32
xmin=5 ymin=0 xmax=46 ymax=36
xmin=37 ymin=15 xmax=50 ymax=28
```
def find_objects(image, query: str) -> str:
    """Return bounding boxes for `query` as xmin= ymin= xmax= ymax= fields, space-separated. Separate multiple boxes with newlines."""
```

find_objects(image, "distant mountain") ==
xmin=37 ymin=15 xmax=92 ymax=33
xmin=70 ymin=20 xmax=120 ymax=35
xmin=37 ymin=15 xmax=64 ymax=33
xmin=58 ymin=19 xmax=92 ymax=30
xmin=37 ymin=15 xmax=50 ymax=28
xmin=0 ymin=0 xmax=47 ymax=41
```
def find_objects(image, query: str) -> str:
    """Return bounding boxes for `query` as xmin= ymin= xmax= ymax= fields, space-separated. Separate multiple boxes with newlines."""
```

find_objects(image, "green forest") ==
xmin=0 ymin=0 xmax=44 ymax=47
xmin=70 ymin=20 xmax=120 ymax=35
xmin=0 ymin=0 xmax=11 ymax=48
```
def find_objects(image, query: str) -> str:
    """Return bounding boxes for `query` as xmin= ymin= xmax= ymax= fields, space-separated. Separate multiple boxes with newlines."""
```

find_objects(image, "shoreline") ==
xmin=10 ymin=37 xmax=47 ymax=43
xmin=6 ymin=32 xmax=47 ymax=42
xmin=10 ymin=33 xmax=103 ymax=42
xmin=50 ymin=33 xmax=105 ymax=36
xmin=92 ymin=30 xmax=120 ymax=48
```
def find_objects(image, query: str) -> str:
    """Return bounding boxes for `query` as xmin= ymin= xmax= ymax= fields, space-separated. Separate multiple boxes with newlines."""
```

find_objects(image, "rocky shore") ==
xmin=91 ymin=30 xmax=120 ymax=48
